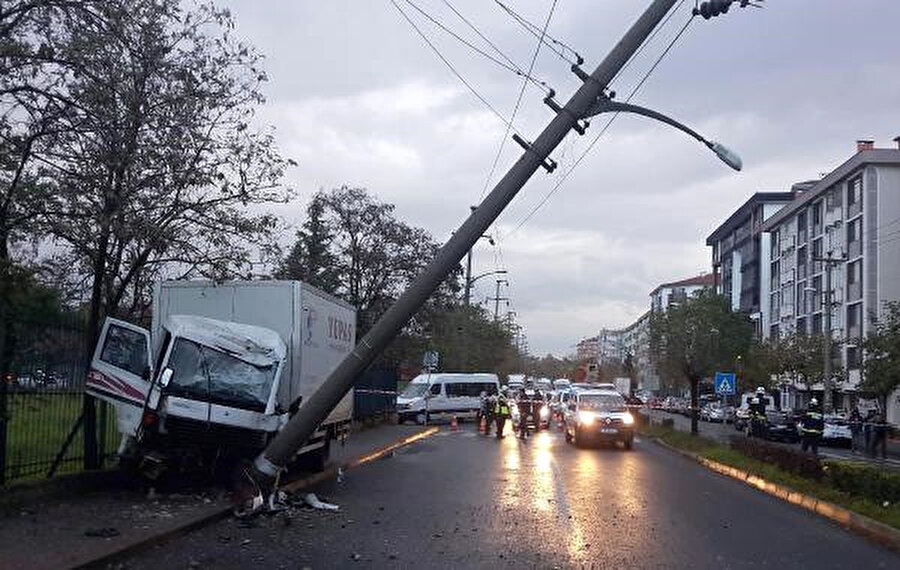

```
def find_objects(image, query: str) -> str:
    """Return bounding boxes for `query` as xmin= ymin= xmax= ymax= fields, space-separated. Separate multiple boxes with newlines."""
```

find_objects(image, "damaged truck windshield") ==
xmin=165 ymin=337 xmax=277 ymax=412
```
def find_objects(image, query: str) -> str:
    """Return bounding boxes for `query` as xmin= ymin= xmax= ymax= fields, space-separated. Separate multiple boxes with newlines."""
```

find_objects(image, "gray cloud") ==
xmin=223 ymin=0 xmax=900 ymax=355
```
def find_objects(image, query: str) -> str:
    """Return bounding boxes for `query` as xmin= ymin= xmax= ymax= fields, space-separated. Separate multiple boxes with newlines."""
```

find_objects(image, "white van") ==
xmin=397 ymin=373 xmax=500 ymax=424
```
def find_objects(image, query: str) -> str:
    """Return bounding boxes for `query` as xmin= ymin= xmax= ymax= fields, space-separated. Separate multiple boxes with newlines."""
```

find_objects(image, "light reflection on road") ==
xmin=491 ymin=423 xmax=652 ymax=565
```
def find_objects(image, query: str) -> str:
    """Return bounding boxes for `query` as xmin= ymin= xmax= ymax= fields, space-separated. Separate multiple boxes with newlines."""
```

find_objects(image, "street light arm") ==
xmin=583 ymin=99 xmax=743 ymax=171
xmin=469 ymin=269 xmax=507 ymax=286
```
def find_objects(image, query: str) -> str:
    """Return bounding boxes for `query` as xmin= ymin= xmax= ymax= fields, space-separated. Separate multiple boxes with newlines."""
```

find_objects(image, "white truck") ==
xmin=86 ymin=280 xmax=356 ymax=478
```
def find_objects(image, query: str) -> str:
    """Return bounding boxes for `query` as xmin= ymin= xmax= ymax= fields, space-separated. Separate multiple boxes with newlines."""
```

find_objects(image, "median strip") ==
xmin=647 ymin=427 xmax=900 ymax=552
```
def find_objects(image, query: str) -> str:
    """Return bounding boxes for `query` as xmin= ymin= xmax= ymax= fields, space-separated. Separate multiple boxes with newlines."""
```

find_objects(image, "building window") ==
xmin=848 ymin=176 xmax=862 ymax=207
xmin=848 ymin=260 xmax=861 ymax=285
xmin=812 ymin=313 xmax=822 ymax=333
xmin=847 ymin=346 xmax=861 ymax=371
xmin=813 ymin=203 xmax=821 ymax=226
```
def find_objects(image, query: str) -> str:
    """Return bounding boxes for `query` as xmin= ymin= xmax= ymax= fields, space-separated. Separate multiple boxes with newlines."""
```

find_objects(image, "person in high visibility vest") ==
xmin=800 ymin=398 xmax=824 ymax=455
xmin=494 ymin=388 xmax=511 ymax=439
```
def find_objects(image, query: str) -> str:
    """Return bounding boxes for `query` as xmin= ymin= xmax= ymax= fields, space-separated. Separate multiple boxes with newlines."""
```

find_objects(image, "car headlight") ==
xmin=578 ymin=411 xmax=595 ymax=425
xmin=540 ymin=405 xmax=550 ymax=420
xmin=623 ymin=412 xmax=634 ymax=425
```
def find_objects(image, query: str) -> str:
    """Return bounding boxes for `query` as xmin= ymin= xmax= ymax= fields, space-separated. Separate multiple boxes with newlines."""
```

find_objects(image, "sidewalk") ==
xmin=648 ymin=410 xmax=900 ymax=469
xmin=0 ymin=423 xmax=432 ymax=570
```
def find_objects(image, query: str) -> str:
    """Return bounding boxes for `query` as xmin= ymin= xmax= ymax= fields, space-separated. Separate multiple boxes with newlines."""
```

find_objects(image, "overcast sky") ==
xmin=220 ymin=0 xmax=900 ymax=357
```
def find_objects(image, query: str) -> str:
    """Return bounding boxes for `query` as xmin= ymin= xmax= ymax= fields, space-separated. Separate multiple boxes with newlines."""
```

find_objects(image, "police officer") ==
xmin=748 ymin=387 xmax=768 ymax=438
xmin=800 ymin=398 xmax=824 ymax=455
xmin=494 ymin=388 xmax=511 ymax=439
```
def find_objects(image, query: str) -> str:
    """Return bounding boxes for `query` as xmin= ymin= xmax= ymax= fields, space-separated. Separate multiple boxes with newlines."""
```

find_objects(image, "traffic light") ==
xmin=693 ymin=0 xmax=756 ymax=20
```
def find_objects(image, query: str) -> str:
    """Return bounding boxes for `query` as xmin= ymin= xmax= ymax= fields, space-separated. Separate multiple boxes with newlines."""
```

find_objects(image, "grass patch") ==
xmin=4 ymin=392 xmax=119 ymax=483
xmin=640 ymin=424 xmax=900 ymax=530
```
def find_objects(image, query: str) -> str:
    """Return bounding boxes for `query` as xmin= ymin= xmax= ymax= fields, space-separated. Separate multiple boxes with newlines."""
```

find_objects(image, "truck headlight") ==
xmin=540 ymin=405 xmax=550 ymax=420
xmin=623 ymin=412 xmax=634 ymax=425
xmin=578 ymin=411 xmax=595 ymax=425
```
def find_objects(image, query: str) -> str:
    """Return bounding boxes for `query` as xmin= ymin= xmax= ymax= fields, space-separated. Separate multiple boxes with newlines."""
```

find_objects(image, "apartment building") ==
xmin=706 ymin=192 xmax=796 ymax=335
xmin=575 ymin=328 xmax=624 ymax=364
xmin=650 ymin=273 xmax=715 ymax=312
xmin=761 ymin=139 xmax=900 ymax=419
xmin=621 ymin=311 xmax=659 ymax=392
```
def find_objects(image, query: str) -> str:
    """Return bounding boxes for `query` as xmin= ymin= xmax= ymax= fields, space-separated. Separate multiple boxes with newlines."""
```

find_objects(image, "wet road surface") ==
xmin=124 ymin=424 xmax=899 ymax=569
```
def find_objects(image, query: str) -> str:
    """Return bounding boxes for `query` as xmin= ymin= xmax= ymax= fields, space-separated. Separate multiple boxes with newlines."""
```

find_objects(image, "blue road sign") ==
xmin=423 ymin=350 xmax=439 ymax=370
xmin=714 ymin=372 xmax=736 ymax=395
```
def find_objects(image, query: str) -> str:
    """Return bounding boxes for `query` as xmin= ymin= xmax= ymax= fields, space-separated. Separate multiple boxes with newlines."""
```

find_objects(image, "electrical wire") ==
xmin=439 ymin=0 xmax=553 ymax=94
xmin=504 ymin=11 xmax=698 ymax=239
xmin=389 ymin=0 xmax=522 ymax=134
xmin=493 ymin=0 xmax=580 ymax=64
xmin=400 ymin=0 xmax=552 ymax=93
xmin=479 ymin=0 xmax=560 ymax=200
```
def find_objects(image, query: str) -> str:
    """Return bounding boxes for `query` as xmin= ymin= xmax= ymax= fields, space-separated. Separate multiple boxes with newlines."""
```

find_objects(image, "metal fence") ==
xmin=354 ymin=367 xmax=398 ymax=420
xmin=1 ymin=316 xmax=119 ymax=485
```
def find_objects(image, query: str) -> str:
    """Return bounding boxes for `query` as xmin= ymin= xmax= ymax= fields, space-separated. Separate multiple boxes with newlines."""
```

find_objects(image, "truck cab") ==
xmin=87 ymin=315 xmax=288 ymax=477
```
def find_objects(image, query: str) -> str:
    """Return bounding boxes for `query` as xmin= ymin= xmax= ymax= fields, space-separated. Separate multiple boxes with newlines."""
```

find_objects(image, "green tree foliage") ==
xmin=650 ymin=290 xmax=753 ymax=433
xmin=275 ymin=195 xmax=341 ymax=293
xmin=861 ymin=302 xmax=900 ymax=405
xmin=282 ymin=186 xmax=460 ymax=333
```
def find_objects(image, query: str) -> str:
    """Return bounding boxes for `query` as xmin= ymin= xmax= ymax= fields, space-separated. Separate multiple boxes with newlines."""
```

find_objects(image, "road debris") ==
xmin=303 ymin=493 xmax=339 ymax=511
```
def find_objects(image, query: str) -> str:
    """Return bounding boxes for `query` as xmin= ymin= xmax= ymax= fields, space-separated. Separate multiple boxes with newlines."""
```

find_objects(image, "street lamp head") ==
xmin=709 ymin=141 xmax=743 ymax=171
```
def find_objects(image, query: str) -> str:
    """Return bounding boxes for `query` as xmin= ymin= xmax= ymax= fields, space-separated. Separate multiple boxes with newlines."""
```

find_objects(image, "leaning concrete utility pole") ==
xmin=252 ymin=0 xmax=680 ymax=481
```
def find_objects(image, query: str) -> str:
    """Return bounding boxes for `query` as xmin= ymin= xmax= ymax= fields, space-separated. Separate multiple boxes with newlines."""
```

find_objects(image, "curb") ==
xmin=651 ymin=437 xmax=900 ymax=552
xmin=74 ymin=426 xmax=440 ymax=569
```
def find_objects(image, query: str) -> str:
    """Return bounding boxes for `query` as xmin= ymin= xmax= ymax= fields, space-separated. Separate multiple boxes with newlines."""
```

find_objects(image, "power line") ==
xmin=493 ymin=0 xmax=580 ymax=64
xmin=479 ymin=0 xmax=559 ymax=200
xmin=389 ymin=0 xmax=521 ymax=134
xmin=504 ymin=11 xmax=697 ymax=239
xmin=400 ymin=0 xmax=552 ymax=93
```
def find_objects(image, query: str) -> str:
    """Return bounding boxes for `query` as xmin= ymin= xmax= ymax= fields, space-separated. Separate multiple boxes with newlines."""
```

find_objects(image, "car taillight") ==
xmin=142 ymin=410 xmax=158 ymax=427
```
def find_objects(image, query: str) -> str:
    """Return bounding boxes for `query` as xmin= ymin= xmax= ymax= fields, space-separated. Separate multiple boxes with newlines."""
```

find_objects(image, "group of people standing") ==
xmin=849 ymin=407 xmax=891 ymax=458
xmin=478 ymin=385 xmax=546 ymax=440
xmin=747 ymin=385 xmax=892 ymax=458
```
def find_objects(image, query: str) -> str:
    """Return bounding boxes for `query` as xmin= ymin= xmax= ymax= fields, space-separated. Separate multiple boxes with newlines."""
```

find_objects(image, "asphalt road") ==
xmin=123 ymin=423 xmax=898 ymax=569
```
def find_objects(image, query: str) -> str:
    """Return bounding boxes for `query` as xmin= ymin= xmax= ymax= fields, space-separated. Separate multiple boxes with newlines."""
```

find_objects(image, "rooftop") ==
xmin=649 ymin=273 xmax=715 ymax=296
xmin=761 ymin=148 xmax=900 ymax=232
xmin=705 ymin=192 xmax=795 ymax=245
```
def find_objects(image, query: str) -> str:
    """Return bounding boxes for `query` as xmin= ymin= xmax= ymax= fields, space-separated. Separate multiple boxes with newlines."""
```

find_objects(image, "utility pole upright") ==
xmin=252 ymin=0 xmax=681 ymax=482
xmin=490 ymin=279 xmax=509 ymax=320
xmin=463 ymin=205 xmax=476 ymax=306
xmin=813 ymin=252 xmax=847 ymax=414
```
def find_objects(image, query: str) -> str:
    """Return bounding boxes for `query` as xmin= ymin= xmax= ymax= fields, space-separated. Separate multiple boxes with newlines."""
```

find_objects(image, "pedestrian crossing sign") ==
xmin=714 ymin=372 xmax=736 ymax=395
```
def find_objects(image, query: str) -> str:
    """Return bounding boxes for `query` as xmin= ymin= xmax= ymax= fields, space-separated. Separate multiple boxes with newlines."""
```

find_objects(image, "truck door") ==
xmin=86 ymin=318 xmax=152 ymax=413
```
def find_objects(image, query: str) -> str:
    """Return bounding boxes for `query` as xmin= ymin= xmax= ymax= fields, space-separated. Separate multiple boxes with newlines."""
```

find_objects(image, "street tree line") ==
xmin=274 ymin=186 xmax=527 ymax=376
xmin=649 ymin=290 xmax=900 ymax=433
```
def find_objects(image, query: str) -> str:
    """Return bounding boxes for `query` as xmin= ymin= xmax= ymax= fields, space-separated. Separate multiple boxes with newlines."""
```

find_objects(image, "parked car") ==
xmin=701 ymin=403 xmax=727 ymax=423
xmin=563 ymin=389 xmax=635 ymax=449
xmin=822 ymin=415 xmax=852 ymax=446
xmin=763 ymin=411 xmax=800 ymax=443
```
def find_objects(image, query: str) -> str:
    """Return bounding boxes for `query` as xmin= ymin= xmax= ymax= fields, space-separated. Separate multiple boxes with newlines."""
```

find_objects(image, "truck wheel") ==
xmin=416 ymin=412 xmax=429 ymax=425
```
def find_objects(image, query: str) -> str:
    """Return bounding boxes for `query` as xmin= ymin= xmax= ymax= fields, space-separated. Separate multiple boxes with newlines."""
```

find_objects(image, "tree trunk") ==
xmin=82 ymin=226 xmax=111 ymax=470
xmin=0 ymin=234 xmax=11 ymax=484
xmin=690 ymin=377 xmax=699 ymax=435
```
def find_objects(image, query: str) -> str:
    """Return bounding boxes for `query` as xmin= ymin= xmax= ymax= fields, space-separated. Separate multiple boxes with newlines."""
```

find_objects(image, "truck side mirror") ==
xmin=159 ymin=368 xmax=173 ymax=388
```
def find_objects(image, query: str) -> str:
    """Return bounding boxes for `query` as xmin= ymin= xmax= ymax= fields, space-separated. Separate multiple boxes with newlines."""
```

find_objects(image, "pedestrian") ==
xmin=864 ymin=409 xmax=876 ymax=454
xmin=494 ymin=389 xmax=511 ymax=439
xmin=848 ymin=407 xmax=863 ymax=453
xmin=799 ymin=398 xmax=824 ymax=455
xmin=870 ymin=410 xmax=889 ymax=460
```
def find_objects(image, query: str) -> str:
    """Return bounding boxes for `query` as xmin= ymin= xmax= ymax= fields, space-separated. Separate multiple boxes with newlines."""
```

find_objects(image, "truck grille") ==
xmin=163 ymin=416 xmax=269 ymax=450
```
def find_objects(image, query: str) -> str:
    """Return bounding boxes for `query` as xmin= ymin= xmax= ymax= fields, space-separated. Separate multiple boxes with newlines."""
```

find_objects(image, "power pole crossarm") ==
xmin=250 ymin=0 xmax=680 ymax=484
